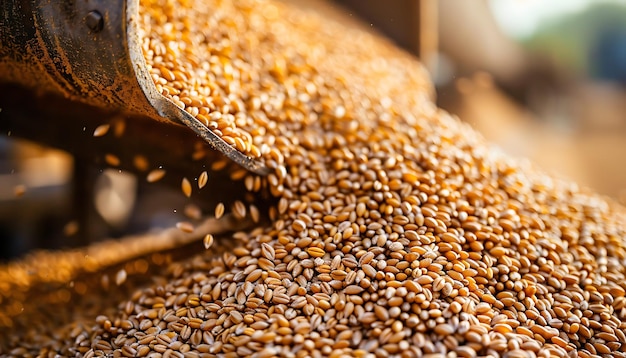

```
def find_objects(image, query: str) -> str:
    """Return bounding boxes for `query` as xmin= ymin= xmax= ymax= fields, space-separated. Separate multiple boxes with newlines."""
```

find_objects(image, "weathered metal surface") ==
xmin=0 ymin=0 xmax=268 ymax=175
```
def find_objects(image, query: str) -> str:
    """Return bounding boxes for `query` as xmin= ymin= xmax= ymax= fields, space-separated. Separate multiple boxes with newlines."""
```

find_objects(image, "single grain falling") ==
xmin=232 ymin=200 xmax=246 ymax=219
xmin=214 ymin=202 xmax=225 ymax=220
xmin=244 ymin=175 xmax=255 ymax=191
xmin=104 ymin=154 xmax=120 ymax=167
xmin=210 ymin=159 xmax=228 ymax=172
xmin=183 ymin=204 xmax=202 ymax=220
xmin=115 ymin=269 xmax=127 ymax=286
xmin=198 ymin=171 xmax=208 ymax=189
xmin=146 ymin=168 xmax=166 ymax=183
xmin=249 ymin=204 xmax=260 ymax=223
xmin=92 ymin=124 xmax=110 ymax=137
xmin=112 ymin=119 xmax=126 ymax=137
xmin=192 ymin=147 xmax=206 ymax=161
xmin=175 ymin=221 xmax=194 ymax=233
xmin=181 ymin=177 xmax=192 ymax=198
xmin=202 ymin=234 xmax=214 ymax=250
xmin=133 ymin=155 xmax=149 ymax=172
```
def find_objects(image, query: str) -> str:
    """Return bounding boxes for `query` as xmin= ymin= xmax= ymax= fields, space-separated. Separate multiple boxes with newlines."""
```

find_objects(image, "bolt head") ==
xmin=85 ymin=10 xmax=104 ymax=32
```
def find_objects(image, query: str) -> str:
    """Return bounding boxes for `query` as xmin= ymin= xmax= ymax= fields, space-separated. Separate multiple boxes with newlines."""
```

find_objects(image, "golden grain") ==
xmin=198 ymin=171 xmax=208 ymax=189
xmin=232 ymin=200 xmax=246 ymax=219
xmin=93 ymin=124 xmax=110 ymax=137
xmin=214 ymin=202 xmax=225 ymax=219
xmin=181 ymin=177 xmax=192 ymax=197
xmin=104 ymin=153 xmax=120 ymax=167
xmin=307 ymin=247 xmax=325 ymax=258
xmin=176 ymin=221 xmax=194 ymax=233
xmin=3 ymin=0 xmax=626 ymax=356
xmin=115 ymin=269 xmax=127 ymax=286
xmin=133 ymin=155 xmax=149 ymax=171
xmin=261 ymin=243 xmax=275 ymax=261
xmin=112 ymin=118 xmax=126 ymax=137
xmin=146 ymin=169 xmax=166 ymax=183
xmin=183 ymin=204 xmax=202 ymax=220
xmin=249 ymin=204 xmax=260 ymax=223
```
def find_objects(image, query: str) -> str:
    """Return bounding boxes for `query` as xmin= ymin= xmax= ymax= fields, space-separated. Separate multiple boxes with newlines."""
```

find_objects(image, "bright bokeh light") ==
xmin=488 ymin=0 xmax=598 ymax=39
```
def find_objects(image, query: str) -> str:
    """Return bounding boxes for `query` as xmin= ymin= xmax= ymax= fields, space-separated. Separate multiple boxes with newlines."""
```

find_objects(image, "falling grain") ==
xmin=203 ymin=234 xmax=214 ymax=250
xmin=104 ymin=154 xmax=120 ymax=167
xmin=115 ymin=269 xmax=127 ymax=286
xmin=146 ymin=169 xmax=166 ymax=183
xmin=181 ymin=177 xmax=192 ymax=197
xmin=183 ymin=204 xmax=202 ymax=220
xmin=198 ymin=171 xmax=208 ymax=189
xmin=112 ymin=118 xmax=126 ymax=137
xmin=133 ymin=155 xmax=149 ymax=171
xmin=176 ymin=221 xmax=194 ymax=233
xmin=249 ymin=204 xmax=260 ymax=223
xmin=93 ymin=124 xmax=110 ymax=137
xmin=232 ymin=200 xmax=246 ymax=219
xmin=214 ymin=202 xmax=225 ymax=219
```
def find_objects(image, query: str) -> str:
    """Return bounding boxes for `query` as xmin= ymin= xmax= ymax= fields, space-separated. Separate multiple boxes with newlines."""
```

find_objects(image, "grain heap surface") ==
xmin=2 ymin=0 xmax=626 ymax=357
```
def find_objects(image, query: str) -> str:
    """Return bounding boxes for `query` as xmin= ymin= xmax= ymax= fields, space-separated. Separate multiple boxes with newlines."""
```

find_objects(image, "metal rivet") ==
xmin=85 ymin=10 xmax=104 ymax=32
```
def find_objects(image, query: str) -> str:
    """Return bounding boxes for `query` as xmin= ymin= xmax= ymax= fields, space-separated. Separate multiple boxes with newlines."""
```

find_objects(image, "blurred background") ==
xmin=337 ymin=0 xmax=626 ymax=204
xmin=436 ymin=0 xmax=626 ymax=205
xmin=1 ymin=0 xmax=626 ymax=260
